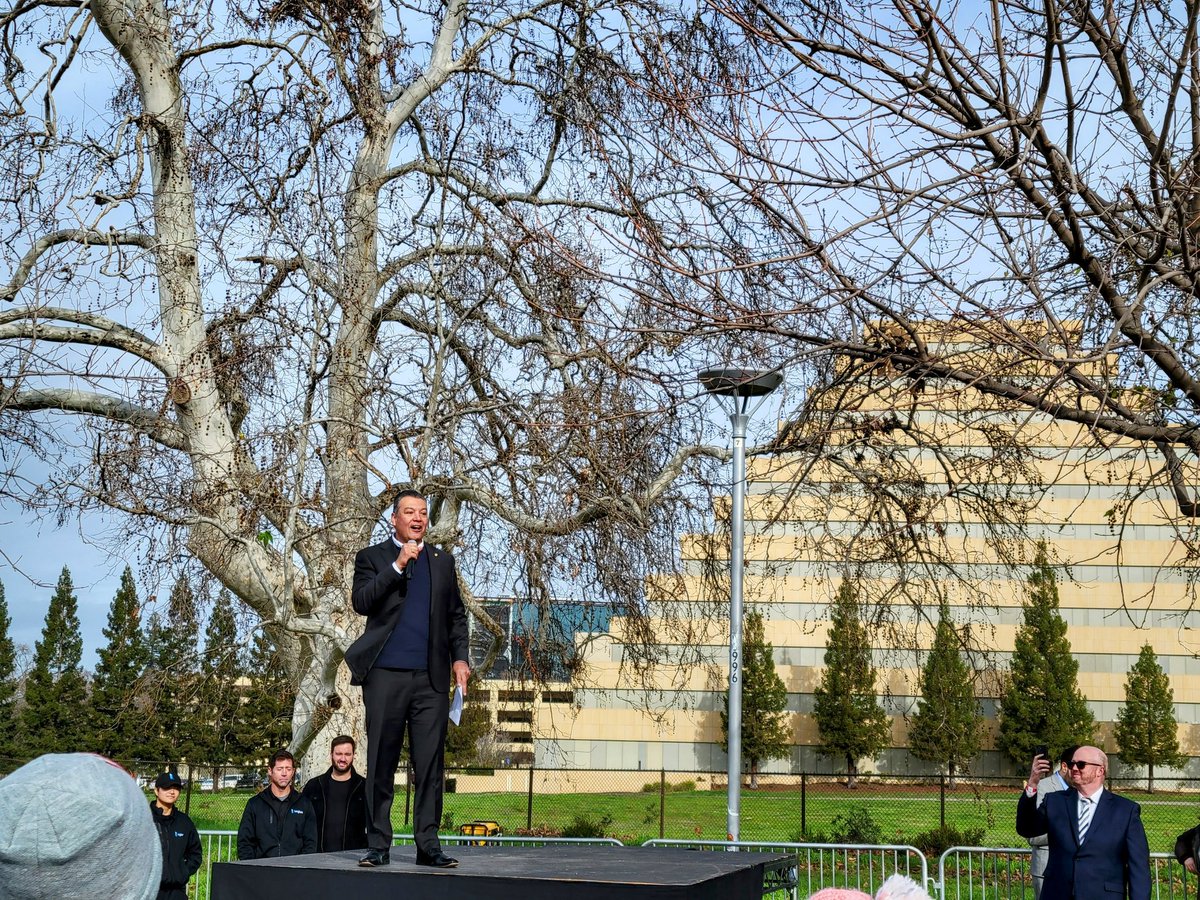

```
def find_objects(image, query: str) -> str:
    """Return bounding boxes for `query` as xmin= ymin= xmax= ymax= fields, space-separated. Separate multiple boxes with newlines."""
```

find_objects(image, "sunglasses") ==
xmin=1066 ymin=760 xmax=1102 ymax=770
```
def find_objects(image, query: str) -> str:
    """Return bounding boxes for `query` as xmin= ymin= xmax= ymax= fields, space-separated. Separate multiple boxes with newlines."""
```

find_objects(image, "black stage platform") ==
xmin=211 ymin=844 xmax=793 ymax=900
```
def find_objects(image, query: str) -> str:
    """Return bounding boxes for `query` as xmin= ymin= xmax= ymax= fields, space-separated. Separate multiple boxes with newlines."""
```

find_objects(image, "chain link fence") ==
xmin=428 ymin=769 xmax=1200 ymax=851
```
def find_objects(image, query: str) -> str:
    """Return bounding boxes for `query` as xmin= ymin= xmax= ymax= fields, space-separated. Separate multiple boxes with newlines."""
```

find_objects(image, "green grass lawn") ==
xmin=456 ymin=789 xmax=1199 ymax=849
xmin=178 ymin=784 xmax=1200 ymax=853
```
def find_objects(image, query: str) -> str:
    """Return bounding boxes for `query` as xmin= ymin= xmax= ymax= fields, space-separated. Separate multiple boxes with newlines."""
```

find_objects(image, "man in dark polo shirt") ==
xmin=301 ymin=734 xmax=368 ymax=852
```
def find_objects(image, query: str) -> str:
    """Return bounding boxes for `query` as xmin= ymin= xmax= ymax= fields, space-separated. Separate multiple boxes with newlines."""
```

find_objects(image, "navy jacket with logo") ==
xmin=150 ymin=802 xmax=202 ymax=900
xmin=236 ymin=787 xmax=318 ymax=859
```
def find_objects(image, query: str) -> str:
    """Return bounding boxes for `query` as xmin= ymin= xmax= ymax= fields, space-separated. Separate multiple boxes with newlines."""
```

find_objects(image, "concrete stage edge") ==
xmin=211 ymin=844 xmax=794 ymax=900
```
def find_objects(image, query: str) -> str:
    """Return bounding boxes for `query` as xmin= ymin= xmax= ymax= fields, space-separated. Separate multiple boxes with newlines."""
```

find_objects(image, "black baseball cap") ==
xmin=154 ymin=772 xmax=183 ymax=790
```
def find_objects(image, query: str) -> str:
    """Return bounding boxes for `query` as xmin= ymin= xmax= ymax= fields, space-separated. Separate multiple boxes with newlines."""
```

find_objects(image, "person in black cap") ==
xmin=150 ymin=771 xmax=202 ymax=900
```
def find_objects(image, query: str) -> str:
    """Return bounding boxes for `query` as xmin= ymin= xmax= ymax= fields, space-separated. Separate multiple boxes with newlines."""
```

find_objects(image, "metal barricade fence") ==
xmin=196 ymin=831 xmax=237 ymax=900
xmin=936 ymin=846 xmax=1195 ymax=900
xmin=643 ymin=839 xmax=930 ymax=899
xmin=196 ymin=834 xmax=1196 ymax=900
xmin=936 ymin=846 xmax=1031 ymax=900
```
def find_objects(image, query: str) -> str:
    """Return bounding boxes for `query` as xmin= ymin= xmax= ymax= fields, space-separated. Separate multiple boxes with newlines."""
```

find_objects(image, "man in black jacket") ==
xmin=150 ymin=771 xmax=202 ymax=900
xmin=345 ymin=490 xmax=470 ymax=869
xmin=236 ymin=750 xmax=318 ymax=860
xmin=301 ymin=734 xmax=368 ymax=852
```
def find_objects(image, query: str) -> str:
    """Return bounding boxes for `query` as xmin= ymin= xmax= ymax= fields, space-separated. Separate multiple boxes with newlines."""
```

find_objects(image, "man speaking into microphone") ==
xmin=345 ymin=490 xmax=470 ymax=869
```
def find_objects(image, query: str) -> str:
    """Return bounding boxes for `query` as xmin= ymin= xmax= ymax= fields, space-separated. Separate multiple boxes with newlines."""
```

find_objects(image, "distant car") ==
xmin=235 ymin=773 xmax=265 ymax=790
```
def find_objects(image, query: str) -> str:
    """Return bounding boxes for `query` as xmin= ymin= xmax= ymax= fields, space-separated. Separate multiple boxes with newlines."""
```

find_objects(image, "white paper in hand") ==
xmin=449 ymin=685 xmax=463 ymax=725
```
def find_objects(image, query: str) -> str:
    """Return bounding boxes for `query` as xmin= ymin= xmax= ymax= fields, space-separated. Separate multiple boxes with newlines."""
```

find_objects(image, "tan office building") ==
xmin=483 ymin=323 xmax=1200 ymax=778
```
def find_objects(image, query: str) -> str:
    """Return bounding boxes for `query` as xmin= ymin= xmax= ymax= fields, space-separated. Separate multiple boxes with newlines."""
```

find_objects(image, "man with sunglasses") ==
xmin=1017 ymin=745 xmax=1150 ymax=900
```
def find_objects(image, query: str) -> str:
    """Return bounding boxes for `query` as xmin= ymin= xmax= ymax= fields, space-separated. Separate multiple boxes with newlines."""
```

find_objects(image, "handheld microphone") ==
xmin=403 ymin=540 xmax=418 ymax=578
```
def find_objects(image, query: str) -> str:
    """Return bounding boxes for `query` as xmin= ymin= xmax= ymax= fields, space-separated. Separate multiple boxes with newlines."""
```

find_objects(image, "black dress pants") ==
xmin=362 ymin=667 xmax=449 ymax=855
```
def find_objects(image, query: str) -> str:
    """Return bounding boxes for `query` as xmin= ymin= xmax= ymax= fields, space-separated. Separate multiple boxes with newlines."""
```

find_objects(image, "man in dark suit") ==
xmin=344 ymin=490 xmax=470 ymax=869
xmin=1016 ymin=745 xmax=1150 ymax=900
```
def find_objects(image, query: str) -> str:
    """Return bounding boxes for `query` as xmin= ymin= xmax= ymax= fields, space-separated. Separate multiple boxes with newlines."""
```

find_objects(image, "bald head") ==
xmin=1067 ymin=745 xmax=1107 ymax=796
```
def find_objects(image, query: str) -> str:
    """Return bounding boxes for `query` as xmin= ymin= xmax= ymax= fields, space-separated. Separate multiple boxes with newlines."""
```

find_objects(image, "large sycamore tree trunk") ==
xmin=0 ymin=0 xmax=758 ymax=760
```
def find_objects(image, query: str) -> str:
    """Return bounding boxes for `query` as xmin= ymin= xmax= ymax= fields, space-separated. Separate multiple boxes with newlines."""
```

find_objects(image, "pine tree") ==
xmin=813 ymin=580 xmax=890 ymax=787
xmin=21 ymin=567 xmax=92 ymax=754
xmin=997 ymin=545 xmax=1095 ymax=767
xmin=720 ymin=609 xmax=791 ymax=787
xmin=908 ymin=604 xmax=982 ymax=787
xmin=1114 ymin=644 xmax=1184 ymax=793
xmin=192 ymin=590 xmax=244 ymax=782
xmin=92 ymin=567 xmax=150 ymax=762
xmin=233 ymin=624 xmax=294 ymax=763
xmin=143 ymin=575 xmax=202 ymax=764
xmin=0 ymin=580 xmax=17 ymax=762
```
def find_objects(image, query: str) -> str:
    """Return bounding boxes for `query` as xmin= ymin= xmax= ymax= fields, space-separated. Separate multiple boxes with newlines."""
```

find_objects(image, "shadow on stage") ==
xmin=211 ymin=844 xmax=794 ymax=900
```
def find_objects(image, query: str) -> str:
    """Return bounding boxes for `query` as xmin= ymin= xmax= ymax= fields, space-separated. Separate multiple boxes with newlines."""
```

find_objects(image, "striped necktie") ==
xmin=1078 ymin=795 xmax=1093 ymax=843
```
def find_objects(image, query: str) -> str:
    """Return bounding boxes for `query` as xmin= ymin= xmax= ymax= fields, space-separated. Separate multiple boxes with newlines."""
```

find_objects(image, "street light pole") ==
xmin=699 ymin=367 xmax=782 ymax=844
xmin=726 ymin=403 xmax=749 ymax=843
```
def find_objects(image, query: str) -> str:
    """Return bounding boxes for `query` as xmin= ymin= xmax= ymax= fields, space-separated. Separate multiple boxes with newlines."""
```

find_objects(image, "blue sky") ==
xmin=2 ymin=501 xmax=136 ymax=670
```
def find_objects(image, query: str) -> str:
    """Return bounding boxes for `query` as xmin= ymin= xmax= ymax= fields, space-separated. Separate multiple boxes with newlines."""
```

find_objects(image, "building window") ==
xmin=498 ymin=690 xmax=536 ymax=703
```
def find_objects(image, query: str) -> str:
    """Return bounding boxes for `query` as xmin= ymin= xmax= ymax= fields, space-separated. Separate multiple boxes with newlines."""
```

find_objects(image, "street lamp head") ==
xmin=699 ymin=367 xmax=783 ymax=398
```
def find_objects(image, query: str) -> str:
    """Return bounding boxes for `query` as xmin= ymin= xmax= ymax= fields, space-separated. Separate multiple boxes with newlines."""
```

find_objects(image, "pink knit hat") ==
xmin=807 ymin=875 xmax=932 ymax=900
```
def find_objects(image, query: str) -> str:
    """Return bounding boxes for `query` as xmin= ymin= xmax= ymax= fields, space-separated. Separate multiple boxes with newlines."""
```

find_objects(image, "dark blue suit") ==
xmin=1016 ymin=787 xmax=1150 ymax=900
xmin=345 ymin=538 xmax=470 ymax=855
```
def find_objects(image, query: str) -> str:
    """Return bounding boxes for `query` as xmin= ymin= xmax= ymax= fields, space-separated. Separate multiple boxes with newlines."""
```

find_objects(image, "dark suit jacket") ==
xmin=344 ymin=538 xmax=470 ymax=690
xmin=1016 ymin=786 xmax=1150 ymax=900
xmin=1173 ymin=824 xmax=1200 ymax=898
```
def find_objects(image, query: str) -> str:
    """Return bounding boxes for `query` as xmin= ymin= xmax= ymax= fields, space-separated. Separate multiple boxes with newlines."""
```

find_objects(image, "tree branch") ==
xmin=0 ymin=229 xmax=154 ymax=303
xmin=0 ymin=306 xmax=171 ymax=373
xmin=2 ymin=386 xmax=188 ymax=450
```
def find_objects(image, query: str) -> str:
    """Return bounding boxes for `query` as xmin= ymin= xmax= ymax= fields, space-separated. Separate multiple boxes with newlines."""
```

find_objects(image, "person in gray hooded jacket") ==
xmin=1028 ymin=746 xmax=1076 ymax=899
xmin=0 ymin=753 xmax=161 ymax=900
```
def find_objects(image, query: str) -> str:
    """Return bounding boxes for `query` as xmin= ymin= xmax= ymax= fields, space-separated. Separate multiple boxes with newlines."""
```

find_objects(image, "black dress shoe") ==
xmin=359 ymin=849 xmax=390 ymax=867
xmin=415 ymin=850 xmax=458 ymax=868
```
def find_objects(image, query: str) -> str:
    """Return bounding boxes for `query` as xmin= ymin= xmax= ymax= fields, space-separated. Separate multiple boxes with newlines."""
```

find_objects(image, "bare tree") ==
xmin=0 ymin=0 xmax=767 ymax=756
xmin=610 ymin=0 xmax=1200 ymax=625
xmin=705 ymin=0 xmax=1200 ymax=493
